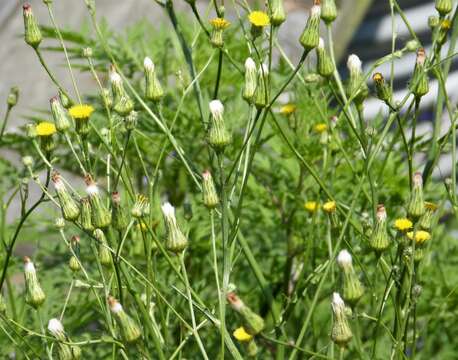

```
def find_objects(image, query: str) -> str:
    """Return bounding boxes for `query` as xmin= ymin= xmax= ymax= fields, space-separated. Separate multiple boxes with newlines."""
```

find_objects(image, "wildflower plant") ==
xmin=0 ymin=0 xmax=457 ymax=359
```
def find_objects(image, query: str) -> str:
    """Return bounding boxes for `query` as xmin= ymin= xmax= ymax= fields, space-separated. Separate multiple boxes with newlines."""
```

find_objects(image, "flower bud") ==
xmin=428 ymin=15 xmax=440 ymax=29
xmin=7 ymin=86 xmax=19 ymax=108
xmin=69 ymin=255 xmax=81 ymax=272
xmin=331 ymin=292 xmax=353 ymax=347
xmin=111 ymin=192 xmax=129 ymax=231
xmin=208 ymin=100 xmax=232 ymax=150
xmin=36 ymin=122 xmax=57 ymax=152
xmin=202 ymin=170 xmax=219 ymax=208
xmin=94 ymin=228 xmax=112 ymax=267
xmin=419 ymin=202 xmax=438 ymax=231
xmin=108 ymin=296 xmax=141 ymax=343
xmin=23 ymin=257 xmax=46 ymax=308
xmin=242 ymin=57 xmax=257 ymax=102
xmin=161 ymin=202 xmax=188 ymax=253
xmin=299 ymin=2 xmax=321 ymax=51
xmin=405 ymin=39 xmax=420 ymax=53
xmin=52 ymin=172 xmax=80 ymax=221
xmin=80 ymin=197 xmax=94 ymax=232
xmin=316 ymin=38 xmax=335 ymax=78
xmin=409 ymin=48 xmax=429 ymax=99
xmin=85 ymin=175 xmax=111 ymax=228
xmin=132 ymin=194 xmax=149 ymax=218
xmin=22 ymin=156 xmax=34 ymax=167
xmin=407 ymin=172 xmax=425 ymax=219
xmin=110 ymin=69 xmax=134 ymax=116
xmin=55 ymin=217 xmax=66 ymax=229
xmin=48 ymin=318 xmax=82 ymax=359
xmin=346 ymin=54 xmax=369 ymax=105
xmin=26 ymin=123 xmax=37 ymax=139
xmin=0 ymin=294 xmax=6 ymax=314
xmin=209 ymin=18 xmax=231 ymax=47
xmin=369 ymin=205 xmax=390 ymax=252
xmin=124 ymin=110 xmax=138 ymax=131
xmin=372 ymin=72 xmax=392 ymax=103
xmin=336 ymin=250 xmax=364 ymax=305
xmin=144 ymin=57 xmax=164 ymax=102
xmin=321 ymin=0 xmax=337 ymax=24
xmin=435 ymin=0 xmax=453 ymax=16
xmin=82 ymin=47 xmax=93 ymax=58
xmin=100 ymin=88 xmax=113 ymax=109
xmin=254 ymin=64 xmax=269 ymax=109
xmin=50 ymin=96 xmax=72 ymax=132
xmin=23 ymin=4 xmax=42 ymax=48
xmin=59 ymin=90 xmax=72 ymax=109
xmin=437 ymin=18 xmax=452 ymax=45
xmin=227 ymin=292 xmax=265 ymax=335
xmin=271 ymin=0 xmax=286 ymax=26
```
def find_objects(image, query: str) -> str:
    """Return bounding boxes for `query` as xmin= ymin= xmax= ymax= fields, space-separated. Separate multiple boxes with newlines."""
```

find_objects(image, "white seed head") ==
xmin=143 ymin=56 xmax=154 ymax=71
xmin=337 ymin=249 xmax=352 ymax=268
xmin=24 ymin=260 xmax=36 ymax=274
xmin=311 ymin=4 xmax=321 ymax=17
xmin=245 ymin=57 xmax=256 ymax=71
xmin=161 ymin=202 xmax=175 ymax=218
xmin=110 ymin=71 xmax=122 ymax=85
xmin=318 ymin=37 xmax=325 ymax=49
xmin=47 ymin=318 xmax=64 ymax=335
xmin=347 ymin=54 xmax=362 ymax=72
xmin=332 ymin=292 xmax=345 ymax=309
xmin=110 ymin=301 xmax=123 ymax=314
xmin=209 ymin=100 xmax=224 ymax=118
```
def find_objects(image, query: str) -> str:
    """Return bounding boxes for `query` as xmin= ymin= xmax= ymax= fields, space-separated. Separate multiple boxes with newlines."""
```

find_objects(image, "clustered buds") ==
xmin=108 ymin=296 xmax=141 ymax=343
xmin=299 ymin=1 xmax=321 ymax=51
xmin=85 ymin=175 xmax=111 ymax=228
xmin=254 ymin=64 xmax=269 ymax=109
xmin=372 ymin=72 xmax=392 ymax=103
xmin=144 ymin=57 xmax=164 ymax=102
xmin=110 ymin=68 xmax=134 ymax=116
xmin=346 ymin=54 xmax=369 ymax=105
xmin=336 ymin=250 xmax=364 ymax=305
xmin=23 ymin=257 xmax=46 ymax=308
xmin=331 ymin=292 xmax=353 ymax=347
xmin=23 ymin=4 xmax=42 ymax=48
xmin=370 ymin=205 xmax=391 ymax=252
xmin=316 ymin=38 xmax=335 ymax=78
xmin=48 ymin=318 xmax=82 ymax=359
xmin=161 ymin=202 xmax=188 ymax=253
xmin=407 ymin=172 xmax=425 ymax=219
xmin=208 ymin=100 xmax=232 ymax=150
xmin=202 ymin=170 xmax=219 ymax=208
xmin=227 ymin=292 xmax=265 ymax=336
xmin=242 ymin=57 xmax=257 ymax=102
xmin=409 ymin=48 xmax=429 ymax=99
xmin=52 ymin=172 xmax=80 ymax=221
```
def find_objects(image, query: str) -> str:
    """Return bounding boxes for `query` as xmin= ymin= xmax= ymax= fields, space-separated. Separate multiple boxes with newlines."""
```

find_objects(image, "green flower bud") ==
xmin=22 ymin=155 xmax=33 ymax=167
xmin=227 ymin=292 xmax=265 ymax=335
xmin=372 ymin=72 xmax=392 ymax=103
xmin=69 ymin=255 xmax=81 ymax=272
xmin=59 ymin=90 xmax=73 ymax=109
xmin=7 ymin=86 xmax=19 ymax=108
xmin=208 ymin=100 xmax=232 ymax=150
xmin=419 ymin=202 xmax=438 ymax=231
xmin=270 ymin=0 xmax=286 ymax=26
xmin=85 ymin=175 xmax=111 ymax=228
xmin=435 ymin=0 xmax=453 ymax=16
xmin=52 ymin=172 xmax=80 ymax=221
xmin=124 ymin=110 xmax=138 ymax=131
xmin=242 ymin=57 xmax=257 ymax=102
xmin=316 ymin=38 xmax=335 ymax=78
xmin=108 ymin=296 xmax=141 ymax=343
xmin=23 ymin=257 xmax=46 ymax=308
xmin=26 ymin=123 xmax=37 ymax=139
xmin=407 ymin=172 xmax=425 ymax=219
xmin=428 ymin=15 xmax=440 ymax=29
xmin=299 ymin=3 xmax=321 ymax=51
xmin=48 ymin=318 xmax=82 ymax=359
xmin=209 ymin=18 xmax=231 ymax=48
xmin=321 ymin=0 xmax=337 ymax=24
xmin=82 ymin=47 xmax=93 ymax=58
xmin=370 ymin=205 xmax=391 ymax=252
xmin=144 ymin=57 xmax=164 ymax=102
xmin=202 ymin=170 xmax=219 ymax=209
xmin=111 ymin=192 xmax=129 ymax=232
xmin=161 ymin=202 xmax=188 ymax=253
xmin=100 ymin=88 xmax=113 ymax=109
xmin=347 ymin=54 xmax=369 ymax=105
xmin=132 ymin=194 xmax=149 ymax=218
xmin=93 ymin=229 xmax=112 ymax=267
xmin=437 ymin=18 xmax=452 ymax=45
xmin=336 ymin=250 xmax=364 ymax=305
xmin=23 ymin=4 xmax=42 ymax=48
xmin=80 ymin=197 xmax=94 ymax=232
xmin=55 ymin=217 xmax=66 ymax=229
xmin=254 ymin=64 xmax=269 ymax=109
xmin=409 ymin=48 xmax=429 ymax=99
xmin=110 ymin=70 xmax=134 ymax=116
xmin=405 ymin=39 xmax=420 ymax=53
xmin=331 ymin=293 xmax=353 ymax=347
xmin=247 ymin=339 xmax=259 ymax=357
xmin=50 ymin=96 xmax=72 ymax=132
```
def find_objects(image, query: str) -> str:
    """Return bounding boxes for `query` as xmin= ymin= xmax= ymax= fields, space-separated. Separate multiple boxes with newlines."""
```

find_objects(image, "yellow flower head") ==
xmin=323 ymin=201 xmax=336 ymax=213
xmin=394 ymin=218 xmax=413 ymax=232
xmin=210 ymin=17 xmax=231 ymax=29
xmin=441 ymin=19 xmax=452 ymax=30
xmin=406 ymin=230 xmax=431 ymax=245
xmin=424 ymin=202 xmax=438 ymax=212
xmin=137 ymin=222 xmax=147 ymax=231
xmin=248 ymin=11 xmax=270 ymax=27
xmin=69 ymin=104 xmax=95 ymax=120
xmin=314 ymin=123 xmax=328 ymax=133
xmin=304 ymin=201 xmax=319 ymax=213
xmin=233 ymin=327 xmax=253 ymax=342
xmin=36 ymin=122 xmax=57 ymax=136
xmin=280 ymin=104 xmax=297 ymax=115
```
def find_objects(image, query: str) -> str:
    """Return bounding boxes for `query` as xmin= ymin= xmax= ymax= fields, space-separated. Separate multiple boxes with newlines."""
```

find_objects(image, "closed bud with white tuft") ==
xmin=336 ymin=250 xmax=364 ymax=305
xmin=110 ymin=67 xmax=134 ymax=116
xmin=161 ymin=202 xmax=188 ymax=253
xmin=299 ymin=1 xmax=321 ymax=50
xmin=23 ymin=257 xmax=46 ymax=308
xmin=144 ymin=57 xmax=164 ymax=102
xmin=254 ymin=64 xmax=269 ymax=108
xmin=208 ymin=100 xmax=231 ymax=150
xmin=243 ymin=57 xmax=257 ymax=102
xmin=108 ymin=296 xmax=141 ymax=343
xmin=52 ymin=172 xmax=80 ymax=221
xmin=331 ymin=292 xmax=353 ymax=347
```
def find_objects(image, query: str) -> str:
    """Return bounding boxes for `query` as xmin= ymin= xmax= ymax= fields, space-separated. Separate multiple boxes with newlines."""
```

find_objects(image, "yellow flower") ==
xmin=210 ymin=17 xmax=231 ymax=29
xmin=424 ymin=202 xmax=438 ymax=211
xmin=304 ymin=201 xmax=319 ymax=213
xmin=314 ymin=123 xmax=328 ymax=133
xmin=35 ymin=122 xmax=56 ymax=136
xmin=394 ymin=218 xmax=413 ymax=232
xmin=406 ymin=230 xmax=431 ymax=245
xmin=248 ymin=11 xmax=270 ymax=27
xmin=280 ymin=104 xmax=297 ymax=115
xmin=233 ymin=327 xmax=253 ymax=342
xmin=323 ymin=201 xmax=336 ymax=213
xmin=69 ymin=104 xmax=95 ymax=120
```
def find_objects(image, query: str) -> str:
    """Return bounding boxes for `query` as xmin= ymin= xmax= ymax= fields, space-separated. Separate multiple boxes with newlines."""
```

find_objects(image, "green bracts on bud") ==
xmin=419 ymin=202 xmax=438 ymax=231
xmin=50 ymin=96 xmax=71 ymax=132
xmin=372 ymin=73 xmax=392 ymax=103
xmin=437 ymin=19 xmax=452 ymax=45
xmin=409 ymin=48 xmax=429 ymax=99
xmin=23 ymin=4 xmax=42 ymax=48
xmin=316 ymin=38 xmax=335 ymax=78
xmin=100 ymin=88 xmax=113 ymax=109
xmin=331 ymin=293 xmax=353 ymax=347
xmin=108 ymin=297 xmax=141 ymax=343
xmin=144 ymin=57 xmax=164 ymax=102
xmin=407 ymin=173 xmax=425 ymax=219
xmin=299 ymin=3 xmax=321 ymax=51
xmin=321 ymin=0 xmax=337 ymax=24
xmin=85 ymin=175 xmax=111 ymax=228
xmin=59 ymin=90 xmax=72 ymax=109
xmin=52 ymin=172 xmax=80 ymax=221
xmin=161 ymin=202 xmax=188 ymax=253
xmin=227 ymin=292 xmax=265 ymax=335
xmin=110 ymin=69 xmax=134 ymax=116
xmin=69 ymin=256 xmax=81 ymax=272
xmin=370 ymin=205 xmax=391 ymax=252
xmin=23 ymin=257 xmax=46 ymax=308
xmin=243 ymin=57 xmax=257 ymax=102
xmin=271 ymin=0 xmax=286 ymax=26
xmin=202 ymin=170 xmax=219 ymax=208
xmin=337 ymin=250 xmax=364 ymax=305
xmin=48 ymin=318 xmax=82 ymax=359
xmin=208 ymin=100 xmax=232 ymax=150
xmin=7 ymin=86 xmax=19 ymax=108
xmin=132 ymin=194 xmax=149 ymax=218
xmin=254 ymin=64 xmax=269 ymax=109
xmin=435 ymin=0 xmax=453 ymax=16
xmin=80 ymin=197 xmax=94 ymax=232
xmin=94 ymin=229 xmax=112 ymax=267
xmin=111 ymin=192 xmax=129 ymax=231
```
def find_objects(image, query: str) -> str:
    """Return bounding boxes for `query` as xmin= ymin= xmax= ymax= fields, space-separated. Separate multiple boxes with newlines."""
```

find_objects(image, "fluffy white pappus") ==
xmin=110 ymin=301 xmax=123 ymax=314
xmin=413 ymin=172 xmax=423 ymax=187
xmin=258 ymin=63 xmax=269 ymax=75
xmin=48 ymin=318 xmax=64 ymax=335
xmin=209 ymin=100 xmax=224 ymax=117
xmin=53 ymin=177 xmax=65 ymax=191
xmin=110 ymin=71 xmax=122 ymax=84
xmin=347 ymin=54 xmax=362 ymax=72
xmin=161 ymin=202 xmax=176 ymax=218
xmin=24 ymin=260 xmax=36 ymax=273
xmin=318 ymin=37 xmax=325 ymax=49
xmin=337 ymin=249 xmax=352 ymax=267
xmin=143 ymin=56 xmax=154 ymax=71
xmin=86 ymin=184 xmax=99 ymax=196
xmin=332 ymin=292 xmax=345 ymax=308
xmin=245 ymin=57 xmax=256 ymax=71
xmin=310 ymin=4 xmax=321 ymax=17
